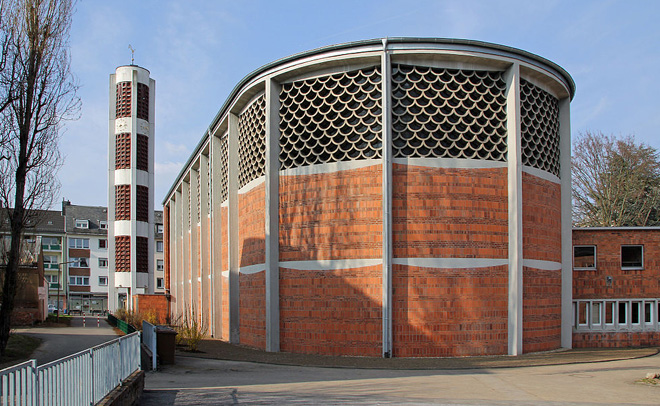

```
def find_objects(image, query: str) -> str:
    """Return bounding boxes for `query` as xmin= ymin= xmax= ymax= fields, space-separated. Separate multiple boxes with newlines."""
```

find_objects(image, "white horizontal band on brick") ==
xmin=280 ymin=159 xmax=381 ymax=177
xmin=523 ymin=259 xmax=562 ymax=271
xmin=522 ymin=165 xmax=560 ymax=185
xmin=221 ymin=200 xmax=228 ymax=208
xmin=136 ymin=221 xmax=149 ymax=238
xmin=115 ymin=117 xmax=131 ymax=134
xmin=392 ymin=257 xmax=508 ymax=269
xmin=114 ymin=220 xmax=131 ymax=236
xmin=221 ymin=270 xmax=229 ymax=278
xmin=279 ymin=258 xmax=383 ymax=271
xmin=115 ymin=66 xmax=150 ymax=84
xmin=393 ymin=157 xmax=508 ymax=169
xmin=239 ymin=263 xmax=266 ymax=274
xmin=238 ymin=176 xmax=265 ymax=195
xmin=136 ymin=170 xmax=149 ymax=187
xmin=114 ymin=169 xmax=131 ymax=185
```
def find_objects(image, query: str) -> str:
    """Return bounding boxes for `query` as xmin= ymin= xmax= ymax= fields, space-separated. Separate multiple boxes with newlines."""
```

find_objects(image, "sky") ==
xmin=59 ymin=0 xmax=660 ymax=209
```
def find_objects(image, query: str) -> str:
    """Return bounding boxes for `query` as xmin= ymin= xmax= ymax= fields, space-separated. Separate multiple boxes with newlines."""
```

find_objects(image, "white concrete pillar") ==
xmin=228 ymin=113 xmax=240 ymax=343
xmin=505 ymin=63 xmax=523 ymax=356
xmin=381 ymin=39 xmax=393 ymax=358
xmin=210 ymin=132 xmax=224 ymax=338
xmin=559 ymin=97 xmax=573 ymax=349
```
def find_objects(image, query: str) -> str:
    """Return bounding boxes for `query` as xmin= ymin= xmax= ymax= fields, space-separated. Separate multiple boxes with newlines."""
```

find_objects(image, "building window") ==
xmin=99 ymin=221 xmax=107 ymax=230
xmin=75 ymin=219 xmax=89 ymax=229
xmin=156 ymin=259 xmax=164 ymax=272
xmin=45 ymin=274 xmax=59 ymax=289
xmin=156 ymin=224 xmax=164 ymax=234
xmin=156 ymin=241 xmax=163 ymax=252
xmin=156 ymin=278 xmax=164 ymax=289
xmin=99 ymin=258 xmax=108 ymax=268
xmin=43 ymin=255 xmax=58 ymax=270
xmin=42 ymin=237 xmax=60 ymax=246
xmin=70 ymin=257 xmax=89 ymax=268
xmin=621 ymin=245 xmax=643 ymax=270
xmin=69 ymin=276 xmax=90 ymax=286
xmin=573 ymin=245 xmax=596 ymax=270
xmin=99 ymin=239 xmax=107 ymax=249
xmin=98 ymin=276 xmax=108 ymax=286
xmin=69 ymin=238 xmax=89 ymax=249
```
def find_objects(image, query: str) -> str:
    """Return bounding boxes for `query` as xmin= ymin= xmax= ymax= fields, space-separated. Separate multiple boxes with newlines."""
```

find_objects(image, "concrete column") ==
xmin=228 ymin=113 xmax=240 ymax=343
xmin=210 ymin=132 xmax=224 ymax=338
xmin=190 ymin=167 xmax=200 ymax=314
xmin=559 ymin=97 xmax=573 ymax=349
xmin=265 ymin=78 xmax=281 ymax=352
xmin=505 ymin=63 xmax=523 ymax=356
xmin=174 ymin=189 xmax=183 ymax=317
xmin=380 ymin=39 xmax=393 ymax=358
xmin=200 ymin=153 xmax=210 ymax=330
xmin=182 ymin=180 xmax=191 ymax=313
xmin=168 ymin=198 xmax=177 ymax=318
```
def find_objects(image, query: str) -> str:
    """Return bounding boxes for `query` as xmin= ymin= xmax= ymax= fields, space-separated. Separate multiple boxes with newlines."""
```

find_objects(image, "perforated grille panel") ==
xmin=520 ymin=80 xmax=560 ymax=177
xmin=391 ymin=65 xmax=507 ymax=160
xmin=115 ymin=133 xmax=131 ymax=169
xmin=238 ymin=95 xmax=266 ymax=188
xmin=137 ymin=83 xmax=149 ymax=121
xmin=116 ymin=82 xmax=131 ymax=118
xmin=136 ymin=134 xmax=148 ymax=171
xmin=115 ymin=236 xmax=130 ymax=272
xmin=136 ymin=185 xmax=148 ymax=222
xmin=196 ymin=168 xmax=201 ymax=222
xmin=115 ymin=185 xmax=130 ymax=221
xmin=206 ymin=155 xmax=211 ymax=215
xmin=136 ymin=237 xmax=148 ymax=273
xmin=220 ymin=136 xmax=228 ymax=203
xmin=279 ymin=67 xmax=382 ymax=169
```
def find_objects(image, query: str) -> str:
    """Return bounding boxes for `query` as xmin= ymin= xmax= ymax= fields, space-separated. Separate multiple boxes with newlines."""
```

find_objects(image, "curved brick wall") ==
xmin=164 ymin=39 xmax=573 ymax=357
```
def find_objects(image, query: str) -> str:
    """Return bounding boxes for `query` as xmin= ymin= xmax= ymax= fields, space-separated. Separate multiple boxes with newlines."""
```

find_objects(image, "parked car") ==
xmin=47 ymin=304 xmax=58 ymax=313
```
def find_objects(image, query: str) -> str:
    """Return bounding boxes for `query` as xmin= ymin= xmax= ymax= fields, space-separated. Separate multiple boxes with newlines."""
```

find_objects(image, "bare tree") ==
xmin=0 ymin=0 xmax=78 ymax=355
xmin=572 ymin=131 xmax=660 ymax=227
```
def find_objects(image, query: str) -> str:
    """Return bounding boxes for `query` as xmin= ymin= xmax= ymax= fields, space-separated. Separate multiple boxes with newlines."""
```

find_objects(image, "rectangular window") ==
xmin=578 ymin=302 xmax=588 ymax=326
xmin=631 ymin=301 xmax=641 ymax=324
xmin=156 ymin=224 xmax=164 ymax=234
xmin=70 ymin=257 xmax=89 ymax=268
xmin=99 ymin=239 xmax=107 ymax=249
xmin=98 ymin=258 xmax=108 ymax=268
xmin=98 ymin=276 xmax=108 ymax=286
xmin=573 ymin=246 xmax=596 ymax=269
xmin=605 ymin=301 xmax=615 ymax=325
xmin=644 ymin=302 xmax=653 ymax=324
xmin=99 ymin=221 xmax=107 ymax=230
xmin=43 ymin=255 xmax=57 ymax=264
xmin=42 ymin=237 xmax=60 ymax=246
xmin=618 ymin=302 xmax=628 ymax=325
xmin=156 ymin=259 xmax=164 ymax=272
xmin=69 ymin=276 xmax=89 ymax=286
xmin=591 ymin=302 xmax=601 ymax=325
xmin=69 ymin=238 xmax=89 ymax=249
xmin=157 ymin=278 xmax=164 ymax=289
xmin=621 ymin=245 xmax=643 ymax=269
xmin=75 ymin=219 xmax=89 ymax=229
xmin=156 ymin=241 xmax=163 ymax=252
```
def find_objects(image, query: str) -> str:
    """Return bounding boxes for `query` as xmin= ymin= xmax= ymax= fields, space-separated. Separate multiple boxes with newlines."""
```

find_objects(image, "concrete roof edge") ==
xmin=162 ymin=37 xmax=575 ymax=205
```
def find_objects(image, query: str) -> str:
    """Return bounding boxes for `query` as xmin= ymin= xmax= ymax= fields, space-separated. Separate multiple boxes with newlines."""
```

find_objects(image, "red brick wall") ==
xmin=573 ymin=331 xmax=659 ymax=348
xmin=522 ymin=173 xmax=562 ymax=352
xmin=135 ymin=294 xmax=170 ymax=324
xmin=239 ymin=184 xmax=265 ymax=267
xmin=239 ymin=271 xmax=266 ymax=350
xmin=279 ymin=165 xmax=382 ymax=261
xmin=280 ymin=265 xmax=382 ymax=356
xmin=573 ymin=229 xmax=660 ymax=299
xmin=393 ymin=165 xmax=508 ymax=259
xmin=221 ymin=207 xmax=229 ymax=341
xmin=392 ymin=264 xmax=508 ymax=357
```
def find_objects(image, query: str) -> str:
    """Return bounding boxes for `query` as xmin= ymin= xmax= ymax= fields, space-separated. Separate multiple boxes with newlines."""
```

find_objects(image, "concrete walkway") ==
xmin=14 ymin=315 xmax=119 ymax=364
xmin=142 ymin=349 xmax=660 ymax=405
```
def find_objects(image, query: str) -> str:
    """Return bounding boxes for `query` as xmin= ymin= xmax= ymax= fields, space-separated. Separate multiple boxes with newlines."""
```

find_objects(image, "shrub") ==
xmin=172 ymin=305 xmax=207 ymax=352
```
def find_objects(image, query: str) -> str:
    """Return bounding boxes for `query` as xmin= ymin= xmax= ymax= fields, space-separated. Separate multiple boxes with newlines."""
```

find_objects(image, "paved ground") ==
xmin=141 ymin=342 xmax=660 ymax=405
xmin=13 ymin=315 xmax=118 ymax=364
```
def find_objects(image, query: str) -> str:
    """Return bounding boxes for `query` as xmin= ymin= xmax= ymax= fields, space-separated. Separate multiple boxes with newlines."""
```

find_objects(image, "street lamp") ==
xmin=56 ymin=260 xmax=76 ymax=322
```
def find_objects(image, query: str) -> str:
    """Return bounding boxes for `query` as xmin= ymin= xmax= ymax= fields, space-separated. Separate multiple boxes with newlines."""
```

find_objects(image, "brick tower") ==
xmin=108 ymin=65 xmax=155 ymax=311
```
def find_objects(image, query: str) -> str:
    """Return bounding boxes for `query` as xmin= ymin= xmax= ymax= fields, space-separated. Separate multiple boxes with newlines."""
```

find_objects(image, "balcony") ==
xmin=42 ymin=244 xmax=61 ymax=251
xmin=44 ymin=263 xmax=59 ymax=270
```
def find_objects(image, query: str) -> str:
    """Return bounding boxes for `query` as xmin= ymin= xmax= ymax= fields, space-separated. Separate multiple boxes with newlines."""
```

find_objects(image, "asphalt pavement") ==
xmin=13 ymin=315 xmax=119 ymax=364
xmin=142 ymin=352 xmax=660 ymax=405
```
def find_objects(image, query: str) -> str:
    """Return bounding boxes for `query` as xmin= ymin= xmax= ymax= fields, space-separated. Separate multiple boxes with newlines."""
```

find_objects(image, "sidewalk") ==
xmin=14 ymin=315 xmax=119 ymax=364
xmin=180 ymin=338 xmax=659 ymax=369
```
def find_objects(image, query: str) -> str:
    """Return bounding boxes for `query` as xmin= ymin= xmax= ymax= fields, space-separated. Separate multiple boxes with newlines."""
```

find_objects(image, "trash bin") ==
xmin=156 ymin=326 xmax=178 ymax=365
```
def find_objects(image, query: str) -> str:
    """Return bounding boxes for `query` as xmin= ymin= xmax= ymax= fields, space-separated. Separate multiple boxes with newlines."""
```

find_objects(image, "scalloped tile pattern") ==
xmin=520 ymin=80 xmax=560 ymax=177
xmin=238 ymin=95 xmax=266 ymax=188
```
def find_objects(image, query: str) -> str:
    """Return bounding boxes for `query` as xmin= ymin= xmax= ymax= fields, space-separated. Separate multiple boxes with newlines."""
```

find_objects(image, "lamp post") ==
xmin=56 ymin=260 xmax=76 ymax=323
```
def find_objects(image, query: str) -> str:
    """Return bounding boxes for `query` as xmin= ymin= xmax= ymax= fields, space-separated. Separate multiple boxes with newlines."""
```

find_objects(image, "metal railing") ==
xmin=142 ymin=321 xmax=157 ymax=371
xmin=573 ymin=298 xmax=660 ymax=332
xmin=0 ymin=332 xmax=141 ymax=406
